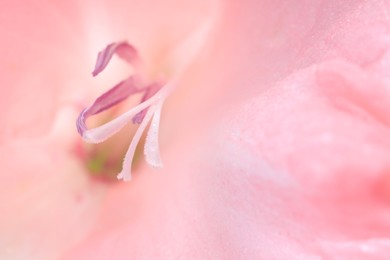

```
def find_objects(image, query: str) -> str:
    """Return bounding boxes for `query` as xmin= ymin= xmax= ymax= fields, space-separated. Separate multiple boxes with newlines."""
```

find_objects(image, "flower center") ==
xmin=76 ymin=19 xmax=213 ymax=181
xmin=75 ymin=110 xmax=138 ymax=181
xmin=76 ymin=42 xmax=170 ymax=181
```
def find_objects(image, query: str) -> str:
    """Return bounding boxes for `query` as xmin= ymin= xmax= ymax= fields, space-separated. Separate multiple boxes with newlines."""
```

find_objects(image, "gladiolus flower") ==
xmin=1 ymin=0 xmax=390 ymax=259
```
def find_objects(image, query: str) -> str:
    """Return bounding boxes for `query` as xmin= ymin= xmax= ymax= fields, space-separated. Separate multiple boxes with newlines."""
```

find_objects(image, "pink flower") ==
xmin=2 ymin=0 xmax=390 ymax=259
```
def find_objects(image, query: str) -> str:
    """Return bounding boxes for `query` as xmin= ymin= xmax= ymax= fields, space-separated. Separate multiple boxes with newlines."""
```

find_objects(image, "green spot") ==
xmin=84 ymin=131 xmax=146 ymax=180
xmin=87 ymin=150 xmax=109 ymax=173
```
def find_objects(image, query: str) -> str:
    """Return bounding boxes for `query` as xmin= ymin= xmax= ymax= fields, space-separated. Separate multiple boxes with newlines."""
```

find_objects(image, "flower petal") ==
xmin=144 ymin=100 xmax=164 ymax=168
xmin=76 ymin=76 xmax=143 ymax=136
xmin=316 ymin=60 xmax=390 ymax=127
xmin=117 ymin=104 xmax=158 ymax=181
xmin=92 ymin=41 xmax=139 ymax=77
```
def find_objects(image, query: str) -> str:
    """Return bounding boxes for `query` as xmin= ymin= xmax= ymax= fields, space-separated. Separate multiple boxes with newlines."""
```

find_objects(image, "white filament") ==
xmin=144 ymin=100 xmax=164 ymax=168
xmin=82 ymin=85 xmax=169 ymax=144
xmin=117 ymin=104 xmax=158 ymax=181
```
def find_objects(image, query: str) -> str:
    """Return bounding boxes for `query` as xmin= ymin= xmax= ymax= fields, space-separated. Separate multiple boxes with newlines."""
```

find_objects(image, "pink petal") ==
xmin=0 ymin=1 xmax=88 ymax=141
xmin=316 ymin=60 xmax=390 ymax=127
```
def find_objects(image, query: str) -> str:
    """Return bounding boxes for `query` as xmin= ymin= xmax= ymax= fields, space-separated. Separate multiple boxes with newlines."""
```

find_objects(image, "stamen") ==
xmin=132 ymin=82 xmax=163 ymax=124
xmin=144 ymin=101 xmax=164 ymax=168
xmin=76 ymin=76 xmax=144 ymax=136
xmin=77 ymin=19 xmax=217 ymax=181
xmin=80 ymin=86 xmax=167 ymax=144
xmin=92 ymin=41 xmax=139 ymax=77
xmin=117 ymin=104 xmax=158 ymax=181
xmin=77 ymin=41 xmax=169 ymax=181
